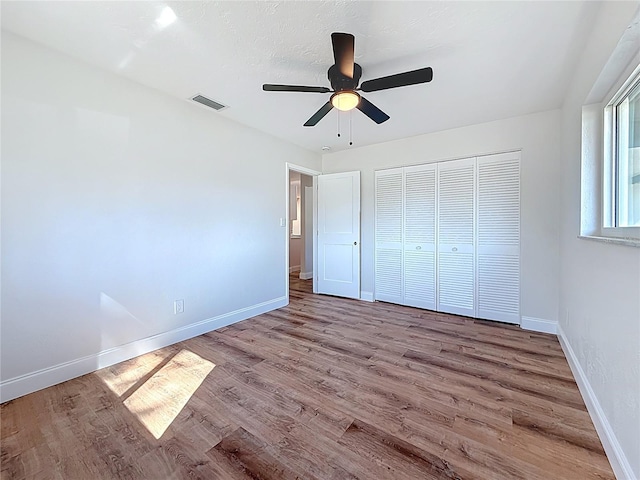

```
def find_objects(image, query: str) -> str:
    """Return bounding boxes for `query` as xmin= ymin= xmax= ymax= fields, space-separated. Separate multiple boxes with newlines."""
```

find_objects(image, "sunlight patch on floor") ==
xmin=96 ymin=350 xmax=170 ymax=397
xmin=123 ymin=349 xmax=215 ymax=439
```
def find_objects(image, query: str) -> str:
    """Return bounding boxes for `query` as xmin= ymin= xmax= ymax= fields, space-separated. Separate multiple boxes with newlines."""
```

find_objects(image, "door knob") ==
xmin=452 ymin=247 xmax=458 ymax=252
xmin=354 ymin=241 xmax=358 ymax=245
xmin=416 ymin=246 xmax=422 ymax=250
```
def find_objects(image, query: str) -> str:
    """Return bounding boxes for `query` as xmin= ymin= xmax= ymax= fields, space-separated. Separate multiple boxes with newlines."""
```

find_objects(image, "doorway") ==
xmin=285 ymin=164 xmax=362 ymax=302
xmin=286 ymin=163 xmax=320 ymax=301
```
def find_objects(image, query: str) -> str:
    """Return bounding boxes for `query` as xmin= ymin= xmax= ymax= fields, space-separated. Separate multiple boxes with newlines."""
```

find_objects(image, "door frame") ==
xmin=285 ymin=163 xmax=321 ymax=303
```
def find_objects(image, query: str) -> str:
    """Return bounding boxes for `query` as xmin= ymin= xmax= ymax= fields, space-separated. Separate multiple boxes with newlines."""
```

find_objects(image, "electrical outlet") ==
xmin=174 ymin=299 xmax=184 ymax=314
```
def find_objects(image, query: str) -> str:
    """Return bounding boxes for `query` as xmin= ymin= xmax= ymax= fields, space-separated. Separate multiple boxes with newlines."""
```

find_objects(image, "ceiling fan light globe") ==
xmin=331 ymin=91 xmax=360 ymax=111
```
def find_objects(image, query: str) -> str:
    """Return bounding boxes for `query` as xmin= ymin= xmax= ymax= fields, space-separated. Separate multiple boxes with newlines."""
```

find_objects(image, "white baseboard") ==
xmin=360 ymin=291 xmax=374 ymax=302
xmin=299 ymin=271 xmax=313 ymax=280
xmin=0 ymin=296 xmax=287 ymax=403
xmin=520 ymin=316 xmax=558 ymax=334
xmin=557 ymin=325 xmax=637 ymax=480
xmin=289 ymin=265 xmax=301 ymax=273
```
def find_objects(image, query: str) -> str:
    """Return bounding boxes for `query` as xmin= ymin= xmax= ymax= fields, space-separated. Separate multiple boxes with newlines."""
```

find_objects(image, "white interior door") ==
xmin=404 ymin=164 xmax=437 ymax=310
xmin=476 ymin=152 xmax=520 ymax=324
xmin=375 ymin=168 xmax=403 ymax=304
xmin=317 ymin=171 xmax=360 ymax=299
xmin=437 ymin=157 xmax=476 ymax=317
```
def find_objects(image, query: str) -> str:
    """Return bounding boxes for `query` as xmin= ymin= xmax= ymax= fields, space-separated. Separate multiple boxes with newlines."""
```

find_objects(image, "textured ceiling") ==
xmin=1 ymin=1 xmax=601 ymax=153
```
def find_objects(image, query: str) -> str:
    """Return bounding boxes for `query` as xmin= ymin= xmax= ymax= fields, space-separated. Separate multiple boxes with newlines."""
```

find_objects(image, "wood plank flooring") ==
xmin=1 ymin=275 xmax=614 ymax=479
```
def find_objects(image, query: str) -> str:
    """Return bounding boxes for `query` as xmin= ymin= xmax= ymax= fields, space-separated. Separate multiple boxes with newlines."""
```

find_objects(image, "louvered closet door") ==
xmin=477 ymin=152 xmax=520 ymax=324
xmin=437 ymin=157 xmax=476 ymax=317
xmin=403 ymin=164 xmax=436 ymax=310
xmin=375 ymin=169 xmax=403 ymax=304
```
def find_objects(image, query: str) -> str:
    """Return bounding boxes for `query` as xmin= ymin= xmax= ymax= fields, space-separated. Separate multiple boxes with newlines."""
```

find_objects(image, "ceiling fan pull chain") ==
xmin=349 ymin=111 xmax=353 ymax=146
xmin=337 ymin=111 xmax=341 ymax=137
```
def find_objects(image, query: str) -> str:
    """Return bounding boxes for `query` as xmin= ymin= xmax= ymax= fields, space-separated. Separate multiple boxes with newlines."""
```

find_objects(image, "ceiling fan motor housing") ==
xmin=328 ymin=63 xmax=362 ymax=92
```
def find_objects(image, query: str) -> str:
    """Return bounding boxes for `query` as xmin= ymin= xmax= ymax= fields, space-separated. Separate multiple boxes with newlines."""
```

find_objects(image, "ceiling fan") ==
xmin=262 ymin=32 xmax=433 ymax=127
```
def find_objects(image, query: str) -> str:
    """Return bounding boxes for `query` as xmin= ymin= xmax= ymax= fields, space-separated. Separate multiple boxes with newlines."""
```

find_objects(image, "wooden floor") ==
xmin=1 ymin=274 xmax=614 ymax=479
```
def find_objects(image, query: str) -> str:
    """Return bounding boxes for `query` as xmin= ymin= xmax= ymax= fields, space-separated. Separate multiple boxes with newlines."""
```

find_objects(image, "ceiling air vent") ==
xmin=191 ymin=94 xmax=228 ymax=112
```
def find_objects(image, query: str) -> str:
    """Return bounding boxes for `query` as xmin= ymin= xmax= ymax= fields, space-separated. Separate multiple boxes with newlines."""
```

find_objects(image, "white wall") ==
xmin=300 ymin=175 xmax=313 ymax=277
xmin=559 ymin=2 xmax=640 ymax=478
xmin=323 ymin=109 xmax=562 ymax=323
xmin=289 ymin=238 xmax=302 ymax=271
xmin=289 ymin=173 xmax=302 ymax=270
xmin=0 ymin=32 xmax=321 ymax=401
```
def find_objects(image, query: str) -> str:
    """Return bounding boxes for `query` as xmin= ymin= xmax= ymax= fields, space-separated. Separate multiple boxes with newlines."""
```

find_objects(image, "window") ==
xmin=579 ymin=20 xmax=639 ymax=246
xmin=602 ymin=65 xmax=640 ymax=240
xmin=290 ymin=182 xmax=301 ymax=237
xmin=613 ymin=78 xmax=640 ymax=227
xmin=291 ymin=196 xmax=301 ymax=236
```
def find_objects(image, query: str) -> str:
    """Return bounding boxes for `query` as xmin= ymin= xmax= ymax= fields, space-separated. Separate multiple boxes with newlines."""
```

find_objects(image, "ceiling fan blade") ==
xmin=331 ymin=32 xmax=355 ymax=79
xmin=360 ymin=67 xmax=433 ymax=93
xmin=263 ymin=84 xmax=331 ymax=93
xmin=304 ymin=101 xmax=334 ymax=127
xmin=357 ymin=97 xmax=390 ymax=124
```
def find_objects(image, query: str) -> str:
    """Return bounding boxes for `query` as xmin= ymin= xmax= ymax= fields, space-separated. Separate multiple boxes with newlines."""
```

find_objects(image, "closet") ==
xmin=374 ymin=151 xmax=520 ymax=324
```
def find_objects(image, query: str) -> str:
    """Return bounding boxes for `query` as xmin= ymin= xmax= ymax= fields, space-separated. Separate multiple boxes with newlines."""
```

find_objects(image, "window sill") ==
xmin=578 ymin=234 xmax=640 ymax=248
xmin=290 ymin=235 xmax=301 ymax=239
